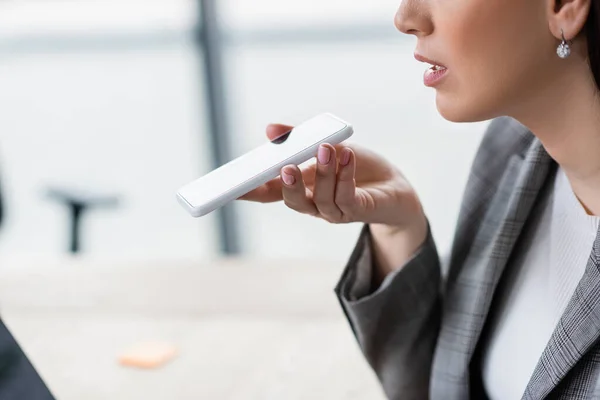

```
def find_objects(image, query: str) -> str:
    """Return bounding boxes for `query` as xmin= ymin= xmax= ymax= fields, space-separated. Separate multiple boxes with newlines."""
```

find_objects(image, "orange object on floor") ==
xmin=118 ymin=341 xmax=178 ymax=369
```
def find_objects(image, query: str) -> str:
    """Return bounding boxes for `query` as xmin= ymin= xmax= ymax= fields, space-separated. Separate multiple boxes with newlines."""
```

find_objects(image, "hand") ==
xmin=239 ymin=124 xmax=426 ymax=231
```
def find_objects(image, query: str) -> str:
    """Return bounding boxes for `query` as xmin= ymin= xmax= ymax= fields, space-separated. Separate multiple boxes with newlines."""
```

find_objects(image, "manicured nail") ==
xmin=282 ymin=170 xmax=295 ymax=185
xmin=341 ymin=149 xmax=351 ymax=166
xmin=318 ymin=145 xmax=331 ymax=165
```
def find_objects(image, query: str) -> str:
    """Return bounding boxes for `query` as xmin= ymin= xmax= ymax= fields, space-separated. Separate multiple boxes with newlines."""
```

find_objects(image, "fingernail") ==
xmin=341 ymin=149 xmax=351 ymax=166
xmin=318 ymin=145 xmax=331 ymax=165
xmin=282 ymin=171 xmax=295 ymax=185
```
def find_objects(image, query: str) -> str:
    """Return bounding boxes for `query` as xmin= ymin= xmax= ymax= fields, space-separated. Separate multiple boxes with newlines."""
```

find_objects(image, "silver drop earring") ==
xmin=557 ymin=29 xmax=571 ymax=59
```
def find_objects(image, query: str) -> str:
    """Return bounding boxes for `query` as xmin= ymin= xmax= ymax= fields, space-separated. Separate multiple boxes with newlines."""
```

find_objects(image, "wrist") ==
xmin=369 ymin=214 xmax=429 ymax=284
xmin=370 ymin=212 xmax=428 ymax=248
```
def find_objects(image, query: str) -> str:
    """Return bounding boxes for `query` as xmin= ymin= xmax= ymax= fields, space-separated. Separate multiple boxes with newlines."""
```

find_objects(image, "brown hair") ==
xmin=585 ymin=1 xmax=600 ymax=89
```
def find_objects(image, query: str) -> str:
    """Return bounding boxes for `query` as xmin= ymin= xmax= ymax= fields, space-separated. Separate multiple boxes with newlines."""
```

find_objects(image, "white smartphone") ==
xmin=176 ymin=113 xmax=354 ymax=217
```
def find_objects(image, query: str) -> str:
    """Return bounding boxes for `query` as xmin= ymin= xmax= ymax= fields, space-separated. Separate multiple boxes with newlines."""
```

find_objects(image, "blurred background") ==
xmin=0 ymin=0 xmax=487 ymax=399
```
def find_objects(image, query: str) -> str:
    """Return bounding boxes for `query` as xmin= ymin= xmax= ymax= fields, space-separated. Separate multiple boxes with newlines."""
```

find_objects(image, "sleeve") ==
xmin=335 ymin=223 xmax=441 ymax=400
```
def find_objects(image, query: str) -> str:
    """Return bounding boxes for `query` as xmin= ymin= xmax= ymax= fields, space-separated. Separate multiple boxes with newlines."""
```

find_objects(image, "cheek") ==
xmin=433 ymin=0 xmax=550 ymax=121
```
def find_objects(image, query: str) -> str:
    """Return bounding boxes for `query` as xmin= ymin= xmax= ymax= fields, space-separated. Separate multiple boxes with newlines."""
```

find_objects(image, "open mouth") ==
xmin=414 ymin=53 xmax=449 ymax=87
xmin=428 ymin=64 xmax=447 ymax=72
xmin=414 ymin=53 xmax=446 ymax=69
xmin=423 ymin=63 xmax=448 ymax=87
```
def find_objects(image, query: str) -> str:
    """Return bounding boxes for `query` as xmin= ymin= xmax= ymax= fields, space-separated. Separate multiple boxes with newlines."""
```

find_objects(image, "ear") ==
xmin=548 ymin=0 xmax=591 ymax=41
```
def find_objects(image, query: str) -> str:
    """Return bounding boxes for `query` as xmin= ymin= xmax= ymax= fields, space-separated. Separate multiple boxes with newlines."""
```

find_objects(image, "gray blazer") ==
xmin=336 ymin=117 xmax=600 ymax=400
xmin=0 ymin=320 xmax=54 ymax=399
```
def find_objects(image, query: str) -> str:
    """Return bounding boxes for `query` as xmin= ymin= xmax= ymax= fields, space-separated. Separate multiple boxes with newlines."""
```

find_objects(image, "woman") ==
xmin=242 ymin=0 xmax=600 ymax=399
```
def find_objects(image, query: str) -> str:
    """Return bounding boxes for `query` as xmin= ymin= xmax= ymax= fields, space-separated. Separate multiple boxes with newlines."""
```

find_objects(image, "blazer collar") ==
xmin=524 ymin=210 xmax=600 ymax=398
xmin=432 ymin=134 xmax=555 ymax=397
xmin=445 ymin=130 xmax=600 ymax=398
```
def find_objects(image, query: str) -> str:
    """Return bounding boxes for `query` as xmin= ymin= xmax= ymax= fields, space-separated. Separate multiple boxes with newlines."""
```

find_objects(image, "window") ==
xmin=0 ymin=0 xmax=487 ymax=261
xmin=221 ymin=1 xmax=486 ymax=259
xmin=0 ymin=0 xmax=217 ymax=260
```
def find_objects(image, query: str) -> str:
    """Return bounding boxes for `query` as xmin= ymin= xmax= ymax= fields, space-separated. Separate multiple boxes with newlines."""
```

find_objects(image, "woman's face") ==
xmin=395 ymin=0 xmax=560 ymax=122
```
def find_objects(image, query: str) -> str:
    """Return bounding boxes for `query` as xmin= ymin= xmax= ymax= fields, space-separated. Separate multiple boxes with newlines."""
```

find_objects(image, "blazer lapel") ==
xmin=524 ymin=229 xmax=600 ymax=399
xmin=431 ymin=138 xmax=554 ymax=398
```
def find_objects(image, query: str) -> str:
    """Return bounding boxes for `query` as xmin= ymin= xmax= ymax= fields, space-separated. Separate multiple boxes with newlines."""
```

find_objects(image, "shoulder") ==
xmin=465 ymin=117 xmax=535 ymax=191
xmin=445 ymin=117 xmax=536 ymax=272
xmin=474 ymin=117 xmax=535 ymax=171
xmin=461 ymin=116 xmax=537 ymax=206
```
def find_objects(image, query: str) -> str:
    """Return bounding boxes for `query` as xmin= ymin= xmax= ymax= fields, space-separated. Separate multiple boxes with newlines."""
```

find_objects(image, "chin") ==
xmin=435 ymin=92 xmax=498 ymax=123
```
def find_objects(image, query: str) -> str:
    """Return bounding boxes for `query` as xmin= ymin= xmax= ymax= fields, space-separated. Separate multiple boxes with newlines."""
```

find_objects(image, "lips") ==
xmin=414 ymin=53 xmax=447 ymax=69
xmin=414 ymin=52 xmax=448 ymax=87
xmin=423 ymin=66 xmax=448 ymax=87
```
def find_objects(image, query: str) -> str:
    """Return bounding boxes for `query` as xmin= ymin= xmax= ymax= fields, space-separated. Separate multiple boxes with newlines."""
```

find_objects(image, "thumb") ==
xmin=266 ymin=124 xmax=294 ymax=141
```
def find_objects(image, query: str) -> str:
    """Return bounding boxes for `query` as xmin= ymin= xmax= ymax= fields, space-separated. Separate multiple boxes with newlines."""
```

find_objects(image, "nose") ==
xmin=394 ymin=0 xmax=434 ymax=37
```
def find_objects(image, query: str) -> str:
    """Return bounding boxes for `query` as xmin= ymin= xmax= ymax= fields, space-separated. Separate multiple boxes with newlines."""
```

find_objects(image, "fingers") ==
xmin=241 ymin=137 xmax=359 ymax=225
xmin=238 ymin=164 xmax=315 ymax=203
xmin=335 ymin=147 xmax=359 ymax=215
xmin=238 ymin=178 xmax=283 ymax=203
xmin=266 ymin=124 xmax=294 ymax=141
xmin=280 ymin=165 xmax=319 ymax=216
xmin=312 ymin=144 xmax=343 ymax=221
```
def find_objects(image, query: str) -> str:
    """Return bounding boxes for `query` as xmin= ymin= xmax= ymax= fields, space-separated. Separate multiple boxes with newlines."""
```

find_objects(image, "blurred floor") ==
xmin=0 ymin=259 xmax=384 ymax=400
